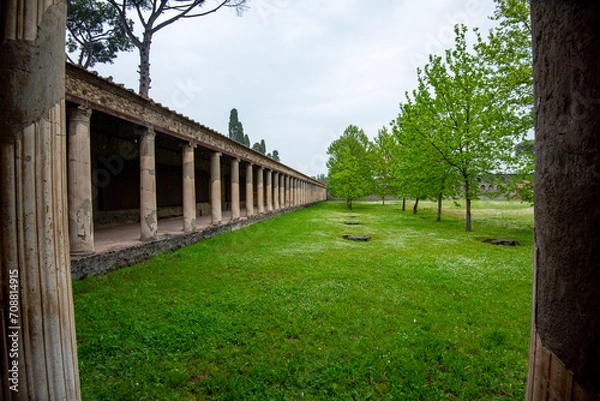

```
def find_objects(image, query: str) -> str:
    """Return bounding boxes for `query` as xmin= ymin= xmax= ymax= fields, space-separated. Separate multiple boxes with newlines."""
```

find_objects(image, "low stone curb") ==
xmin=71 ymin=205 xmax=311 ymax=280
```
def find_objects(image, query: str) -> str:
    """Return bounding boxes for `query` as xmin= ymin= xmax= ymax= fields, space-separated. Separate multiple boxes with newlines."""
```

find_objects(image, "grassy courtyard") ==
xmin=73 ymin=200 xmax=534 ymax=400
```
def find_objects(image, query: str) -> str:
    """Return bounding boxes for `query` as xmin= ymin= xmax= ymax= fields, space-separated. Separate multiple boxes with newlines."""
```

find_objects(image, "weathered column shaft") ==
xmin=68 ymin=106 xmax=94 ymax=254
xmin=0 ymin=1 xmax=81 ymax=399
xmin=137 ymin=126 xmax=157 ymax=241
xmin=285 ymin=175 xmax=292 ymax=207
xmin=257 ymin=167 xmax=264 ymax=214
xmin=210 ymin=151 xmax=222 ymax=224
xmin=231 ymin=158 xmax=240 ymax=220
xmin=246 ymin=163 xmax=254 ymax=217
xmin=279 ymin=174 xmax=285 ymax=209
xmin=182 ymin=143 xmax=196 ymax=232
xmin=266 ymin=170 xmax=273 ymax=212
xmin=527 ymin=2 xmax=600 ymax=399
xmin=273 ymin=172 xmax=279 ymax=210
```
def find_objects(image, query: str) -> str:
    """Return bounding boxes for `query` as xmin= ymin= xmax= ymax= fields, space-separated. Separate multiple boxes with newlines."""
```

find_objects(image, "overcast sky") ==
xmin=92 ymin=0 xmax=499 ymax=177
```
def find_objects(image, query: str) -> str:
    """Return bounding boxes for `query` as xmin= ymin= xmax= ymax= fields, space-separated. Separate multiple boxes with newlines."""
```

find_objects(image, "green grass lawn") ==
xmin=73 ymin=200 xmax=534 ymax=400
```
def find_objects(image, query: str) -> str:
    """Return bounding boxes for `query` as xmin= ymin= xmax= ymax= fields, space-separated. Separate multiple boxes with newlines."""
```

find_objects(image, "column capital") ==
xmin=68 ymin=105 xmax=92 ymax=121
xmin=182 ymin=142 xmax=197 ymax=149
xmin=134 ymin=125 xmax=155 ymax=138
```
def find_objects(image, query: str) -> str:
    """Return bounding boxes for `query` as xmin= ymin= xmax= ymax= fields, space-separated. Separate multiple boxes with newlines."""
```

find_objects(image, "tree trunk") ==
xmin=138 ymin=33 xmax=153 ymax=97
xmin=402 ymin=197 xmax=406 ymax=211
xmin=412 ymin=198 xmax=419 ymax=214
xmin=465 ymin=180 xmax=472 ymax=232
xmin=382 ymin=196 xmax=385 ymax=205
xmin=347 ymin=198 xmax=352 ymax=210
xmin=527 ymin=2 xmax=600 ymax=398
xmin=436 ymin=192 xmax=442 ymax=222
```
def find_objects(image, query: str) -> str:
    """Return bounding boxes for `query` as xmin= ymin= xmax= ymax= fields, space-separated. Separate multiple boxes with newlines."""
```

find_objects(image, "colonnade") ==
xmin=66 ymin=107 xmax=327 ymax=254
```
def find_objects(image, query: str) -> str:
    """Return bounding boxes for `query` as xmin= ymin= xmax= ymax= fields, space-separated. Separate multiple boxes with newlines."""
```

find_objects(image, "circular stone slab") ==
xmin=342 ymin=235 xmax=371 ymax=241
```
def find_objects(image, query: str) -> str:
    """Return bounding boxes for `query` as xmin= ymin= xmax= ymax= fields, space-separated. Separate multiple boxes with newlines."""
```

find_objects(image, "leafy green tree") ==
xmin=66 ymin=0 xmax=134 ymax=69
xmin=480 ymin=0 xmax=534 ymax=202
xmin=326 ymin=125 xmax=373 ymax=210
xmin=228 ymin=108 xmax=246 ymax=144
xmin=252 ymin=140 xmax=266 ymax=155
xmin=106 ymin=0 xmax=248 ymax=96
xmin=392 ymin=102 xmax=459 ymax=221
xmin=403 ymin=25 xmax=528 ymax=231
xmin=368 ymin=127 xmax=400 ymax=205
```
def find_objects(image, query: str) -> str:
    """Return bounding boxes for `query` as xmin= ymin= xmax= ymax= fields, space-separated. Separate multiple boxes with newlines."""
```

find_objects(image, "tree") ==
xmin=368 ymin=127 xmax=400 ymax=205
xmin=480 ymin=0 xmax=534 ymax=203
xmin=66 ymin=0 xmax=134 ymax=69
xmin=403 ymin=25 xmax=529 ymax=231
xmin=326 ymin=125 xmax=373 ymax=210
xmin=392 ymin=101 xmax=459 ymax=221
xmin=252 ymin=139 xmax=266 ymax=155
xmin=107 ymin=0 xmax=248 ymax=96
xmin=228 ymin=108 xmax=245 ymax=144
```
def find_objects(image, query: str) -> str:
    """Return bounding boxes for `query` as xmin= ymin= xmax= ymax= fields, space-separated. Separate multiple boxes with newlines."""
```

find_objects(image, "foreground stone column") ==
xmin=527 ymin=2 xmax=600 ymax=399
xmin=273 ymin=172 xmax=280 ymax=210
xmin=266 ymin=170 xmax=273 ymax=212
xmin=210 ymin=151 xmax=222 ymax=224
xmin=137 ymin=126 xmax=157 ymax=241
xmin=231 ymin=158 xmax=240 ymax=220
xmin=246 ymin=163 xmax=254 ymax=217
xmin=68 ymin=106 xmax=95 ymax=255
xmin=182 ymin=143 xmax=196 ymax=233
xmin=0 ymin=2 xmax=81 ymax=399
xmin=257 ymin=166 xmax=264 ymax=214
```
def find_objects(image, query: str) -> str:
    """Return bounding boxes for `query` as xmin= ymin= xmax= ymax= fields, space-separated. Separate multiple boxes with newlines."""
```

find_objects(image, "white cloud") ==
xmin=92 ymin=0 xmax=498 ymax=176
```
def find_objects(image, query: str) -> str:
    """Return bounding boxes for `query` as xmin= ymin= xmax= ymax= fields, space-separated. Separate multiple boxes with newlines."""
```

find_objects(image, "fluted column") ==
xmin=231 ymin=158 xmax=240 ymax=220
xmin=136 ymin=126 xmax=157 ymax=241
xmin=257 ymin=166 xmax=264 ymax=214
xmin=182 ymin=143 xmax=196 ymax=232
xmin=0 ymin=1 xmax=81 ymax=399
xmin=68 ymin=106 xmax=95 ymax=255
xmin=210 ymin=151 xmax=222 ymax=224
xmin=266 ymin=170 xmax=273 ymax=212
xmin=273 ymin=172 xmax=280 ymax=210
xmin=246 ymin=163 xmax=254 ymax=217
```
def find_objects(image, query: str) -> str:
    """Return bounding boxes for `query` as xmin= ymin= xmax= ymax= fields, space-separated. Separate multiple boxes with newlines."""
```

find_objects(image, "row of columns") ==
xmin=66 ymin=108 xmax=327 ymax=253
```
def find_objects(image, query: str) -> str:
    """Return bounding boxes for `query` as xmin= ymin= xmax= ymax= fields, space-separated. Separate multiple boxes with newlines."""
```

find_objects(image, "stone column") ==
xmin=286 ymin=176 xmax=291 ymax=207
xmin=210 ymin=151 xmax=222 ymax=224
xmin=246 ymin=163 xmax=254 ymax=217
xmin=526 ymin=2 xmax=600 ymax=399
xmin=257 ymin=166 xmax=264 ymax=214
xmin=137 ymin=126 xmax=157 ymax=241
xmin=273 ymin=172 xmax=279 ymax=210
xmin=0 ymin=2 xmax=81 ymax=399
xmin=182 ymin=143 xmax=196 ymax=233
xmin=231 ymin=158 xmax=240 ymax=220
xmin=279 ymin=174 xmax=285 ymax=209
xmin=266 ymin=170 xmax=273 ymax=212
xmin=68 ymin=106 xmax=95 ymax=255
